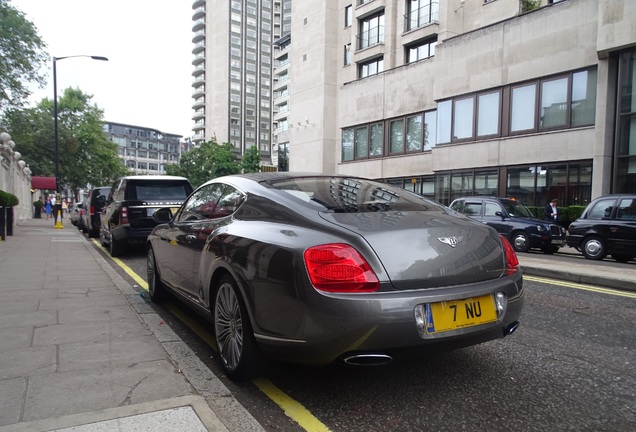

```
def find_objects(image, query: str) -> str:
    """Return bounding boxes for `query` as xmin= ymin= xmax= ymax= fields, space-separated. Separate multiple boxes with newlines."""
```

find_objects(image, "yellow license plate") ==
xmin=424 ymin=294 xmax=497 ymax=334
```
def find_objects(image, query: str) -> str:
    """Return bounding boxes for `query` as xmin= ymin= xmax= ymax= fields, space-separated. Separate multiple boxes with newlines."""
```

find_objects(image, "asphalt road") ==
xmin=91 ymin=240 xmax=636 ymax=432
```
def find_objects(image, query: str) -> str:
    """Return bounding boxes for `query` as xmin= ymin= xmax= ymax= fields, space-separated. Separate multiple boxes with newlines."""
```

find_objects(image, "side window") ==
xmin=450 ymin=200 xmax=463 ymax=212
xmin=484 ymin=202 xmax=501 ymax=216
xmin=216 ymin=187 xmax=245 ymax=217
xmin=178 ymin=184 xmax=225 ymax=221
xmin=463 ymin=202 xmax=482 ymax=216
xmin=616 ymin=198 xmax=636 ymax=220
xmin=587 ymin=198 xmax=616 ymax=220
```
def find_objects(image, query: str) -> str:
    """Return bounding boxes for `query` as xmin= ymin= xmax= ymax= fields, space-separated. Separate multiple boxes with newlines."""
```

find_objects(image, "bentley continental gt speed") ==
xmin=146 ymin=173 xmax=524 ymax=380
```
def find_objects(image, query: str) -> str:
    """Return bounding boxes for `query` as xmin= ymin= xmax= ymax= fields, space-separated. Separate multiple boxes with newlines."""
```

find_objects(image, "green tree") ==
xmin=0 ymin=0 xmax=48 ymax=112
xmin=241 ymin=144 xmax=261 ymax=173
xmin=3 ymin=87 xmax=128 ymax=199
xmin=166 ymin=140 xmax=240 ymax=189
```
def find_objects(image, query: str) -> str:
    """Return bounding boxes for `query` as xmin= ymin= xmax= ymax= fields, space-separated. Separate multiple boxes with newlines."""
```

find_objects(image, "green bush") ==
xmin=0 ymin=190 xmax=19 ymax=207
xmin=33 ymin=200 xmax=44 ymax=208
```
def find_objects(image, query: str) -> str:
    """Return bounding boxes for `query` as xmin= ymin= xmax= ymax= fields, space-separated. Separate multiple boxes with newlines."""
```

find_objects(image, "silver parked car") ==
xmin=147 ymin=173 xmax=524 ymax=380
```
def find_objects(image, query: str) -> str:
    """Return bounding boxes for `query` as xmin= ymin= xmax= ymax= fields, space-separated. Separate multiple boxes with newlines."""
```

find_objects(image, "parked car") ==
xmin=566 ymin=194 xmax=636 ymax=262
xmin=80 ymin=187 xmax=111 ymax=238
xmin=69 ymin=202 xmax=84 ymax=227
xmin=449 ymin=196 xmax=567 ymax=254
xmin=100 ymin=175 xmax=193 ymax=257
xmin=147 ymin=173 xmax=524 ymax=381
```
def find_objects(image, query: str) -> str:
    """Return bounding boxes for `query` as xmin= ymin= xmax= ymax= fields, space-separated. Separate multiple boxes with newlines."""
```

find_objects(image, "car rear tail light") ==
xmin=499 ymin=235 xmax=519 ymax=276
xmin=121 ymin=206 xmax=128 ymax=225
xmin=89 ymin=205 xmax=95 ymax=216
xmin=304 ymin=243 xmax=379 ymax=293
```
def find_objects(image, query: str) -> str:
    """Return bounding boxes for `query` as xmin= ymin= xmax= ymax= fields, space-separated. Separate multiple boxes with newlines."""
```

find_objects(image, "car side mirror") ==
xmin=495 ymin=210 xmax=506 ymax=220
xmin=153 ymin=207 xmax=174 ymax=223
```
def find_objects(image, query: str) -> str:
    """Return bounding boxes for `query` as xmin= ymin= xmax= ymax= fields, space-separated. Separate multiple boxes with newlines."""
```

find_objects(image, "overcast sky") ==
xmin=12 ymin=0 xmax=194 ymax=138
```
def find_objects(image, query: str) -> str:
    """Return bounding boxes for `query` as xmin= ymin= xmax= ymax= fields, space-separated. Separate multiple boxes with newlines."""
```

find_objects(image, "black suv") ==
xmin=100 ymin=175 xmax=193 ymax=257
xmin=450 ymin=197 xmax=567 ymax=254
xmin=80 ymin=186 xmax=111 ymax=238
xmin=566 ymin=194 xmax=636 ymax=262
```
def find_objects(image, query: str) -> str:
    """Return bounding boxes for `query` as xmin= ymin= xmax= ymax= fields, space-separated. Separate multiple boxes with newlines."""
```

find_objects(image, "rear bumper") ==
xmin=253 ymin=272 xmax=524 ymax=366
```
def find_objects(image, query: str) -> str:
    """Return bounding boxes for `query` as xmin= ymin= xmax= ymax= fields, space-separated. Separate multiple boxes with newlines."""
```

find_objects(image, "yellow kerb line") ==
xmin=524 ymin=275 xmax=636 ymax=299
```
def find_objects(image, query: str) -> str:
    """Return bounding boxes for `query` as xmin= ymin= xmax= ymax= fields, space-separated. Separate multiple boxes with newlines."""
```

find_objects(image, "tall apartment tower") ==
xmin=287 ymin=0 xmax=636 ymax=206
xmin=192 ymin=0 xmax=291 ymax=165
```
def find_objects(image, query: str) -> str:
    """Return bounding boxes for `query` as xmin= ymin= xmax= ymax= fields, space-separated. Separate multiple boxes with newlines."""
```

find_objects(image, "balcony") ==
xmin=192 ymin=108 xmax=205 ymax=121
xmin=192 ymin=86 xmax=205 ymax=100
xmin=192 ymin=17 xmax=205 ymax=32
xmin=192 ymin=5 xmax=205 ymax=20
xmin=192 ymin=63 xmax=205 ymax=76
xmin=192 ymin=53 xmax=205 ymax=66
xmin=192 ymin=29 xmax=205 ymax=43
xmin=192 ymin=40 xmax=206 ymax=55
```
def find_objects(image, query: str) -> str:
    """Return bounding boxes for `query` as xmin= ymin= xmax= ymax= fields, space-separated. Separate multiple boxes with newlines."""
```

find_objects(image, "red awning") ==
xmin=31 ymin=176 xmax=56 ymax=190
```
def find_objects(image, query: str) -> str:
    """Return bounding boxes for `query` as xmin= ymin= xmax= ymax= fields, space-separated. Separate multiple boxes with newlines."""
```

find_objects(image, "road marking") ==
xmin=524 ymin=275 xmax=636 ymax=298
xmin=94 ymin=239 xmax=330 ymax=432
xmin=253 ymin=378 xmax=332 ymax=432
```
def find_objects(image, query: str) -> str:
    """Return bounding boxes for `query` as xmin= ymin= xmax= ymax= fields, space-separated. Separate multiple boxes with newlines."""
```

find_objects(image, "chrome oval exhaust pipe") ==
xmin=504 ymin=321 xmax=520 ymax=336
xmin=342 ymin=354 xmax=393 ymax=366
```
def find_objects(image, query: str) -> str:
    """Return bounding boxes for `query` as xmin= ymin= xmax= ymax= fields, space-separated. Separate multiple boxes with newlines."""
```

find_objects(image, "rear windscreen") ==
xmin=130 ymin=182 xmax=192 ymax=201
xmin=265 ymin=177 xmax=442 ymax=213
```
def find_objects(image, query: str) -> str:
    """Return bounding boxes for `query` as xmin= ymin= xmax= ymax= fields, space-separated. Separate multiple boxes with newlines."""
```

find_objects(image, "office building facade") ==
xmin=284 ymin=0 xmax=635 ymax=207
xmin=103 ymin=122 xmax=184 ymax=175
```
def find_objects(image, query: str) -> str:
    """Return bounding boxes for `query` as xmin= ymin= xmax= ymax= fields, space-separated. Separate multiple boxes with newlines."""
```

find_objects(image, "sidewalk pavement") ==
xmin=1 ymin=218 xmax=634 ymax=432
xmin=0 ymin=217 xmax=265 ymax=432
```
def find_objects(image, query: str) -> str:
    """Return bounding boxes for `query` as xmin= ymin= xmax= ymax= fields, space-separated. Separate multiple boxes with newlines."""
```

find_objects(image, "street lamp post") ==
xmin=53 ymin=55 xmax=108 ymax=228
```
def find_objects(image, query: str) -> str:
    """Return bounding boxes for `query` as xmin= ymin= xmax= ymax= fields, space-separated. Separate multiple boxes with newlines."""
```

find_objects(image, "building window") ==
xmin=406 ymin=38 xmax=437 ymax=63
xmin=355 ymin=126 xmax=369 ymax=159
xmin=342 ymin=128 xmax=354 ymax=162
xmin=406 ymin=0 xmax=439 ymax=31
xmin=572 ymin=69 xmax=597 ymax=127
xmin=345 ymin=5 xmax=352 ymax=27
xmin=344 ymin=44 xmax=352 ymax=66
xmin=359 ymin=13 xmax=384 ymax=50
xmin=389 ymin=119 xmax=405 ymax=154
xmin=477 ymin=91 xmax=500 ymax=137
xmin=540 ymin=77 xmax=568 ymax=128
xmin=617 ymin=50 xmax=636 ymax=193
xmin=453 ymin=96 xmax=475 ymax=140
xmin=370 ymin=123 xmax=383 ymax=156
xmin=406 ymin=114 xmax=423 ymax=152
xmin=510 ymin=83 xmax=537 ymax=132
xmin=359 ymin=57 xmax=383 ymax=78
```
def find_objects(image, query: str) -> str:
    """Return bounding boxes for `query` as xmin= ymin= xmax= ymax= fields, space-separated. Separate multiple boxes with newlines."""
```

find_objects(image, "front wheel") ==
xmin=214 ymin=275 xmax=262 ymax=381
xmin=581 ymin=236 xmax=606 ymax=260
xmin=511 ymin=231 xmax=531 ymax=253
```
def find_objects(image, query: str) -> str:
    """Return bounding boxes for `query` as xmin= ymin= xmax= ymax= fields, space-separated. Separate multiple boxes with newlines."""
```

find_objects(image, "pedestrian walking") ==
xmin=45 ymin=197 xmax=52 ymax=219
xmin=543 ymin=198 xmax=559 ymax=221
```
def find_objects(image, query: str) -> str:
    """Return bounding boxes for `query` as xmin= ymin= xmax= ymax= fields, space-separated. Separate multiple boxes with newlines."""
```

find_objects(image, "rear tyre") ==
xmin=109 ymin=234 xmax=124 ymax=257
xmin=581 ymin=236 xmax=606 ymax=260
xmin=511 ymin=231 xmax=531 ymax=253
xmin=214 ymin=275 xmax=262 ymax=381
xmin=146 ymin=247 xmax=164 ymax=302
